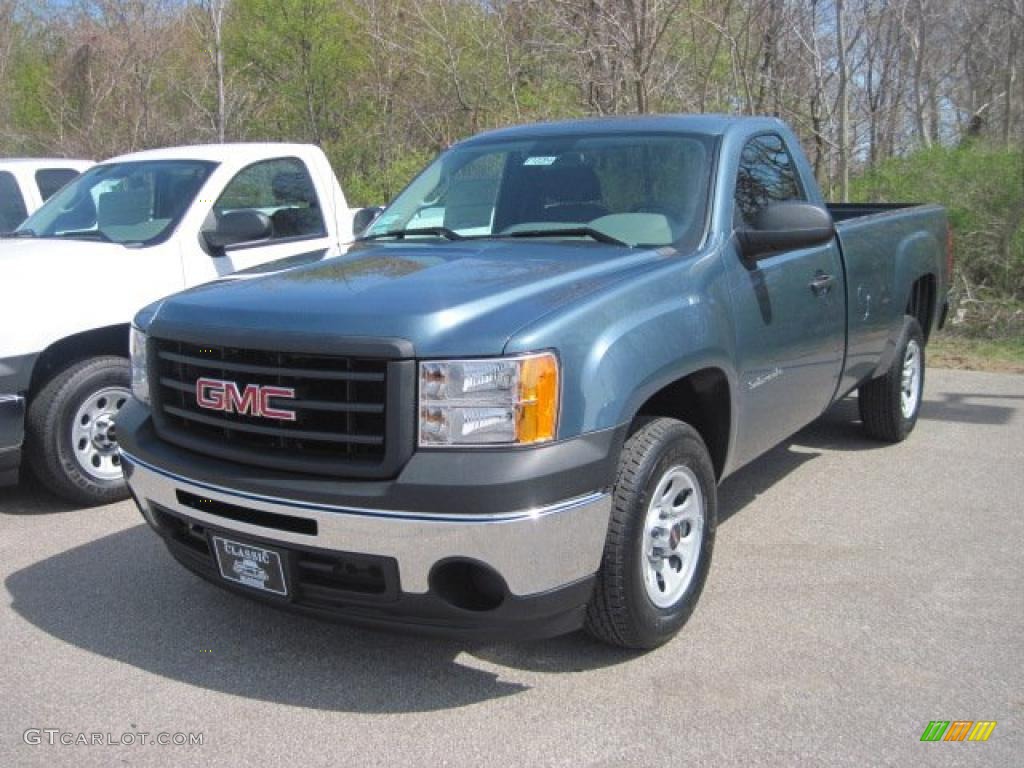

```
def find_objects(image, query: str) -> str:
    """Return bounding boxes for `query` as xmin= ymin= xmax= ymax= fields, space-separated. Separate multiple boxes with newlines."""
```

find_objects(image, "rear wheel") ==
xmin=585 ymin=417 xmax=717 ymax=649
xmin=26 ymin=356 xmax=131 ymax=506
xmin=858 ymin=316 xmax=925 ymax=442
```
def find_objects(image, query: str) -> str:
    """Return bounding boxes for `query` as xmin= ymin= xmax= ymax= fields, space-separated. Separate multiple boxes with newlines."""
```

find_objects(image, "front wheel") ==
xmin=26 ymin=356 xmax=132 ymax=506
xmin=585 ymin=418 xmax=717 ymax=649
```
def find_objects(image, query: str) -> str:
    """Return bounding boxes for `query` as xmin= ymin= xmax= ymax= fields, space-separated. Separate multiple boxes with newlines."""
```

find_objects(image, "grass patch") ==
xmin=928 ymin=333 xmax=1024 ymax=374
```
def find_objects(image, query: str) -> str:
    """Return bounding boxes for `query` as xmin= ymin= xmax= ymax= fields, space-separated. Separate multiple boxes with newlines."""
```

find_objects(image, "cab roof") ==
xmin=458 ymin=114 xmax=788 ymax=145
xmin=102 ymin=143 xmax=322 ymax=165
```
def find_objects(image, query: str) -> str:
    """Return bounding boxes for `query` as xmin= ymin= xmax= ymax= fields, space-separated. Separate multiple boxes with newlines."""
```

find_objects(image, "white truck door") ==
xmin=192 ymin=155 xmax=337 ymax=277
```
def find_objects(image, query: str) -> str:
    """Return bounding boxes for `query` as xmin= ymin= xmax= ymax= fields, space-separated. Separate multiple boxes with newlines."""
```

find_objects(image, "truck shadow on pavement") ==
xmin=0 ymin=474 xmax=82 ymax=516
xmin=6 ymin=524 xmax=536 ymax=712
xmin=917 ymin=391 xmax=1020 ymax=426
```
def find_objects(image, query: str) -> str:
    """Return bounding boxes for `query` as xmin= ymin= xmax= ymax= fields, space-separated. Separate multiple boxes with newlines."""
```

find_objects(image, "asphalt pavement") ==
xmin=1 ymin=368 xmax=1021 ymax=767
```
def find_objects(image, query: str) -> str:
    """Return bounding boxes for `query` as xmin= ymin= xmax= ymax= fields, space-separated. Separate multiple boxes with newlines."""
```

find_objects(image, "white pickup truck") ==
xmin=0 ymin=159 xmax=94 ymax=232
xmin=0 ymin=143 xmax=374 ymax=504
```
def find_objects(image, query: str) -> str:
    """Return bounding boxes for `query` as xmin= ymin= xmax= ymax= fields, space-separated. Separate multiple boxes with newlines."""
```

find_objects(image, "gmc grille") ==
xmin=150 ymin=337 xmax=412 ymax=478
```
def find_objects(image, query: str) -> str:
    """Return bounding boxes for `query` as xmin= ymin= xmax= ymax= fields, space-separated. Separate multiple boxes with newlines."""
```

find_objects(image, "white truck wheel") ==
xmin=26 ymin=356 xmax=131 ymax=506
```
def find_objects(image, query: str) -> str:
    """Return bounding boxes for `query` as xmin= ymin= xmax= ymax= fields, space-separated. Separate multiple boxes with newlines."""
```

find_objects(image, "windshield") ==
xmin=365 ymin=132 xmax=714 ymax=249
xmin=16 ymin=160 xmax=215 ymax=245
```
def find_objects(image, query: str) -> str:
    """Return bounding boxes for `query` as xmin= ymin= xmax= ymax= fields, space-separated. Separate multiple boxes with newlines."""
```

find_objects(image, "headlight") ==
xmin=129 ymin=325 xmax=149 ymax=405
xmin=418 ymin=352 xmax=559 ymax=447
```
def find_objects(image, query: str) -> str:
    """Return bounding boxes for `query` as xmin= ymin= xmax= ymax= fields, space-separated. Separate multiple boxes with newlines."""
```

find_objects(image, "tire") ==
xmin=858 ymin=316 xmax=925 ymax=443
xmin=585 ymin=417 xmax=717 ymax=649
xmin=26 ymin=356 xmax=132 ymax=506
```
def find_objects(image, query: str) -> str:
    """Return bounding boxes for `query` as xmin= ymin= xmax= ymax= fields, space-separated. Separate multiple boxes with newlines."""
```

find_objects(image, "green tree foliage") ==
xmin=852 ymin=144 xmax=1024 ymax=301
xmin=2 ymin=18 xmax=59 ymax=153
xmin=228 ymin=0 xmax=363 ymax=144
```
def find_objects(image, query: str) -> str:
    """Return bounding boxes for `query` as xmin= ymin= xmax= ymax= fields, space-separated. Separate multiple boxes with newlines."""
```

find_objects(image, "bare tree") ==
xmin=0 ymin=1 xmax=22 ymax=139
xmin=191 ymin=0 xmax=230 ymax=142
xmin=547 ymin=0 xmax=688 ymax=114
xmin=837 ymin=0 xmax=850 ymax=199
xmin=1004 ymin=0 xmax=1022 ymax=147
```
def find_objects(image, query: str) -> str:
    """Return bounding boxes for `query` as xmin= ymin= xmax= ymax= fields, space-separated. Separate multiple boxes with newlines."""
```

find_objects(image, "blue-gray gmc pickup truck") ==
xmin=117 ymin=116 xmax=951 ymax=648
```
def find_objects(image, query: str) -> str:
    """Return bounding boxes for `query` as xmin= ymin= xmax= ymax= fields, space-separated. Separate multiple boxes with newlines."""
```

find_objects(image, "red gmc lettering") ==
xmin=195 ymin=377 xmax=227 ymax=410
xmin=225 ymin=381 xmax=260 ymax=416
xmin=259 ymin=386 xmax=298 ymax=420
xmin=195 ymin=377 xmax=296 ymax=421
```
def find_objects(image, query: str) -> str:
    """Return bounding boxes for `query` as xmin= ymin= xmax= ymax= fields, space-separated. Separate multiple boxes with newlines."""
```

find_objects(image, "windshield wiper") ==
xmin=54 ymin=230 xmax=113 ymax=242
xmin=3 ymin=228 xmax=37 ymax=238
xmin=498 ymin=227 xmax=628 ymax=246
xmin=359 ymin=227 xmax=464 ymax=242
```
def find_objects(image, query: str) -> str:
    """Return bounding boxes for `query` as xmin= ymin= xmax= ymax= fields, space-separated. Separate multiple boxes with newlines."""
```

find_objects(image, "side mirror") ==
xmin=352 ymin=206 xmax=383 ymax=236
xmin=202 ymin=210 xmax=273 ymax=253
xmin=737 ymin=202 xmax=835 ymax=262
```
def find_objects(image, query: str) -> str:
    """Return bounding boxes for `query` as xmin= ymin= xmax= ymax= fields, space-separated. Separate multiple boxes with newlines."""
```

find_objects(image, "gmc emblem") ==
xmin=195 ymin=377 xmax=297 ymax=421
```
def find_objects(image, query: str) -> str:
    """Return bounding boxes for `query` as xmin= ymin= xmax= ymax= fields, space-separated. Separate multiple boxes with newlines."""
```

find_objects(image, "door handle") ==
xmin=809 ymin=273 xmax=835 ymax=296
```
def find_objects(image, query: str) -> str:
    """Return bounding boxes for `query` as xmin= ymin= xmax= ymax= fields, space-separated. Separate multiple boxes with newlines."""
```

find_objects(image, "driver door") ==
xmin=725 ymin=134 xmax=846 ymax=465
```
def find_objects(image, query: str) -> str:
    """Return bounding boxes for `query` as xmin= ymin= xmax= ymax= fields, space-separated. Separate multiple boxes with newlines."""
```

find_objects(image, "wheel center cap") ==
xmin=91 ymin=417 xmax=115 ymax=449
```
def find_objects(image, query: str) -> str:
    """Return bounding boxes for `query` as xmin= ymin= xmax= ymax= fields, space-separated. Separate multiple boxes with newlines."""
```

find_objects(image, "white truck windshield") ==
xmin=16 ymin=160 xmax=215 ymax=245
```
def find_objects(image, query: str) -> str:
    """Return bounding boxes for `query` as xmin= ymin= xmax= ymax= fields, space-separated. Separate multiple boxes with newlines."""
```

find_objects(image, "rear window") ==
xmin=35 ymin=168 xmax=82 ymax=201
xmin=0 ymin=171 xmax=28 ymax=232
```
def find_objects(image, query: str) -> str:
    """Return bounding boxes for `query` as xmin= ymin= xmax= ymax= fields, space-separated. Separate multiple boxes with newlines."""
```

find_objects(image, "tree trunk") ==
xmin=837 ymin=0 xmax=849 ymax=202
xmin=1005 ymin=12 xmax=1018 ymax=148
xmin=213 ymin=0 xmax=226 ymax=143
xmin=911 ymin=0 xmax=932 ymax=148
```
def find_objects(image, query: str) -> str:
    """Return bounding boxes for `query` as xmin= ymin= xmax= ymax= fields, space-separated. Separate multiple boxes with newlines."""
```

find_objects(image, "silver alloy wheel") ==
xmin=900 ymin=339 xmax=922 ymax=419
xmin=642 ymin=465 xmax=705 ymax=608
xmin=70 ymin=386 xmax=131 ymax=481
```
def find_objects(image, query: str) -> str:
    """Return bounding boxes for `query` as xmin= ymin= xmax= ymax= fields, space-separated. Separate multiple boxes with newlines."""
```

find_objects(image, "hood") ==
xmin=0 ymin=235 xmax=124 ymax=273
xmin=0 ymin=237 xmax=176 ymax=358
xmin=148 ymin=240 xmax=673 ymax=357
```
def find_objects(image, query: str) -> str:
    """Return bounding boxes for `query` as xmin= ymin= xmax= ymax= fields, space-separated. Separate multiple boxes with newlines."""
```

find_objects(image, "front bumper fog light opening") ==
xmin=430 ymin=560 xmax=507 ymax=612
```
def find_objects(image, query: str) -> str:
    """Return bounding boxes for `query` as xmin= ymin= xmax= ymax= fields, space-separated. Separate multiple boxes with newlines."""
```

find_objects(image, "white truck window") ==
xmin=215 ymin=158 xmax=326 ymax=240
xmin=34 ymin=168 xmax=81 ymax=201
xmin=0 ymin=171 xmax=29 ymax=232
xmin=35 ymin=168 xmax=82 ymax=201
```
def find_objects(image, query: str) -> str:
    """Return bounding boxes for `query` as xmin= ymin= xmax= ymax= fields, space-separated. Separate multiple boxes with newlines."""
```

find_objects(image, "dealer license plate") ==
xmin=211 ymin=536 xmax=288 ymax=597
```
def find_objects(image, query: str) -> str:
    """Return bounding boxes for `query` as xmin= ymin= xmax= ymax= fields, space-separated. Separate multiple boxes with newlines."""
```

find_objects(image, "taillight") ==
xmin=946 ymin=225 xmax=955 ymax=280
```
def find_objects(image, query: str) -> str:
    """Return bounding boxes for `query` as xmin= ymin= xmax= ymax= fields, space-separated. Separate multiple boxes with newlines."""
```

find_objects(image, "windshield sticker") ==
xmin=523 ymin=156 xmax=558 ymax=166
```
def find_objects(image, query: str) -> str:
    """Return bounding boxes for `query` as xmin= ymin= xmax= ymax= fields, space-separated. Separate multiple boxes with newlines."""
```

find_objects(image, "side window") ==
xmin=215 ymin=158 xmax=326 ymax=240
xmin=734 ymin=134 xmax=804 ymax=227
xmin=0 ymin=171 xmax=28 ymax=232
xmin=35 ymin=168 xmax=81 ymax=201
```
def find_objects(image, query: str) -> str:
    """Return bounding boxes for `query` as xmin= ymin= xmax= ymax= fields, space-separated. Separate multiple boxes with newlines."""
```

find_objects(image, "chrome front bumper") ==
xmin=120 ymin=450 xmax=612 ymax=596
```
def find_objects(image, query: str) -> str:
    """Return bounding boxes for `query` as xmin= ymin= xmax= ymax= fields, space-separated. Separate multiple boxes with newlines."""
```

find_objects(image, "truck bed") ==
xmin=830 ymin=202 xmax=949 ymax=396
xmin=826 ymin=202 xmax=919 ymax=222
